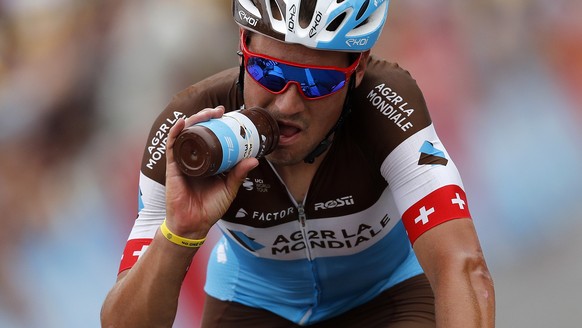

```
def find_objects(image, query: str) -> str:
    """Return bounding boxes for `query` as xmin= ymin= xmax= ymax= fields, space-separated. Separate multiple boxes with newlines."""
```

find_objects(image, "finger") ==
xmin=185 ymin=106 xmax=226 ymax=127
xmin=166 ymin=117 xmax=185 ymax=165
xmin=225 ymin=157 xmax=259 ymax=196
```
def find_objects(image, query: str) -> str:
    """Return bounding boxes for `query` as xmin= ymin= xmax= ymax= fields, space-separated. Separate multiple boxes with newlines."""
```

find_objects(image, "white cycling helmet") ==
xmin=233 ymin=0 xmax=390 ymax=52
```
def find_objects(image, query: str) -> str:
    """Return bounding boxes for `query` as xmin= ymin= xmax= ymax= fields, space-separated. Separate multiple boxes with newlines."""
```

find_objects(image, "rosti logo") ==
xmin=239 ymin=10 xmax=258 ymax=27
xmin=314 ymin=196 xmax=354 ymax=211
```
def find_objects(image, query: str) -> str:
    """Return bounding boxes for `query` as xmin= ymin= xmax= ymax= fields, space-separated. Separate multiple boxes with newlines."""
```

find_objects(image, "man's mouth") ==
xmin=277 ymin=121 xmax=302 ymax=144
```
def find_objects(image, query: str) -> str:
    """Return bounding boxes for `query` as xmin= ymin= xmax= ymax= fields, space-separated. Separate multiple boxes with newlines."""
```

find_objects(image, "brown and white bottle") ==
xmin=173 ymin=107 xmax=279 ymax=177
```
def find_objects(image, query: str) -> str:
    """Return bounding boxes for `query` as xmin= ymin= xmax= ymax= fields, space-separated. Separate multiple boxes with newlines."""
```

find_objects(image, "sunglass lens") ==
xmin=300 ymin=70 xmax=346 ymax=98
xmin=246 ymin=56 xmax=347 ymax=99
xmin=246 ymin=57 xmax=288 ymax=92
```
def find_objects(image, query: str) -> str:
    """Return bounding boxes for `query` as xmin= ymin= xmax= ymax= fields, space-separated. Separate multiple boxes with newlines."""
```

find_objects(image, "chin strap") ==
xmin=303 ymin=76 xmax=356 ymax=164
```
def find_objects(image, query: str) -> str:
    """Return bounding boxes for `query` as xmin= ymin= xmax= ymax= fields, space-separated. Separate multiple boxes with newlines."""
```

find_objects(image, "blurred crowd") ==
xmin=0 ymin=0 xmax=581 ymax=327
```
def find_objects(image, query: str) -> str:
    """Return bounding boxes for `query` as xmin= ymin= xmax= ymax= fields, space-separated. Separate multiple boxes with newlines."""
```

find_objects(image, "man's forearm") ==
xmin=433 ymin=258 xmax=495 ymax=327
xmin=413 ymin=219 xmax=495 ymax=327
xmin=101 ymin=231 xmax=198 ymax=327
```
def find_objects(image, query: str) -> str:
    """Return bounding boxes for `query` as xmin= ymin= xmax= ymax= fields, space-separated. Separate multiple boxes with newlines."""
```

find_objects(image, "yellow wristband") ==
xmin=160 ymin=219 xmax=206 ymax=248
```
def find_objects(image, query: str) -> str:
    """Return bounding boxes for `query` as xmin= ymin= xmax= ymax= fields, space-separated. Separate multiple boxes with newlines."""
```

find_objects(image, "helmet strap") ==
xmin=303 ymin=75 xmax=356 ymax=164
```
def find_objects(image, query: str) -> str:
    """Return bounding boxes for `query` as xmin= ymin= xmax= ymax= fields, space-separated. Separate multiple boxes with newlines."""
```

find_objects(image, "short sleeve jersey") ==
xmin=118 ymin=56 xmax=472 ymax=325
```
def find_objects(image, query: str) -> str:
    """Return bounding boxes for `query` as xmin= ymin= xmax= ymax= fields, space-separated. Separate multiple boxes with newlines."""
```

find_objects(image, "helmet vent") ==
xmin=268 ymin=0 xmax=283 ymax=20
xmin=299 ymin=1 xmax=317 ymax=29
xmin=354 ymin=18 xmax=369 ymax=29
xmin=356 ymin=0 xmax=370 ymax=21
xmin=326 ymin=12 xmax=346 ymax=32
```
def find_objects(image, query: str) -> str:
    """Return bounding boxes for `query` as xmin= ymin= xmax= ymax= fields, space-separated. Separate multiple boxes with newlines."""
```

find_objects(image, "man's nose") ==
xmin=273 ymin=83 xmax=307 ymax=116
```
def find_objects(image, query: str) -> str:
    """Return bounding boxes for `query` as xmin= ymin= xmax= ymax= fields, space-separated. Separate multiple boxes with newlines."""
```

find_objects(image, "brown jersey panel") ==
xmin=139 ymin=68 xmax=242 ymax=184
xmin=304 ymin=128 xmax=388 ymax=219
xmin=303 ymin=57 xmax=432 ymax=218
xmin=349 ymin=57 xmax=433 ymax=169
xmin=222 ymin=158 xmax=300 ymax=228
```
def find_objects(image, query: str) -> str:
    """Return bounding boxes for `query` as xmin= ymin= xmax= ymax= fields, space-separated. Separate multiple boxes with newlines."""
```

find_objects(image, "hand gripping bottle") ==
xmin=173 ymin=107 xmax=279 ymax=177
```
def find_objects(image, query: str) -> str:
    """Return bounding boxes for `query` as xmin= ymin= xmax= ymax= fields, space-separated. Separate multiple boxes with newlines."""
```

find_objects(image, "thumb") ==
xmin=225 ymin=157 xmax=259 ymax=195
xmin=166 ymin=117 xmax=185 ymax=165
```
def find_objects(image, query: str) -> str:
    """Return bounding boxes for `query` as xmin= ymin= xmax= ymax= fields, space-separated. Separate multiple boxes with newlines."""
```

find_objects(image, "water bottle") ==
xmin=173 ymin=107 xmax=279 ymax=177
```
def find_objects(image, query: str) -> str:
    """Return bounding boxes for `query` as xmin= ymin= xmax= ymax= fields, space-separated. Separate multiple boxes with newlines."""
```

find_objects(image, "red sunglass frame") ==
xmin=239 ymin=30 xmax=362 ymax=100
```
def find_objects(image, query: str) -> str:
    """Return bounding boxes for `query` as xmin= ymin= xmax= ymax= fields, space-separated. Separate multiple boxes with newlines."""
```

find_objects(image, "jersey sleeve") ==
xmin=117 ymin=68 xmax=241 ymax=274
xmin=118 ymin=172 xmax=167 ymax=273
xmin=380 ymin=124 xmax=471 ymax=245
xmin=353 ymin=57 xmax=471 ymax=245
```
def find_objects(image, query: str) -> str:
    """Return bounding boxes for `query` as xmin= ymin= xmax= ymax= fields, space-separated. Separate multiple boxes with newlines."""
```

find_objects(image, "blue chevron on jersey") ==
xmin=229 ymin=229 xmax=265 ymax=252
xmin=418 ymin=141 xmax=448 ymax=166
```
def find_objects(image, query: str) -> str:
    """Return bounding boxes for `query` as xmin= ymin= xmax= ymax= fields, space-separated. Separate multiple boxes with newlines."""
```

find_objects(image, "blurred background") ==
xmin=0 ymin=0 xmax=580 ymax=327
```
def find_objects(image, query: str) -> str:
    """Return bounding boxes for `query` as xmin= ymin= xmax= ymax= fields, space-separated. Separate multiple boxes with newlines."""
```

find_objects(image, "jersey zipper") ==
xmin=297 ymin=200 xmax=320 ymax=323
xmin=267 ymin=161 xmax=321 ymax=322
xmin=297 ymin=202 xmax=313 ymax=261
xmin=265 ymin=161 xmax=314 ymax=260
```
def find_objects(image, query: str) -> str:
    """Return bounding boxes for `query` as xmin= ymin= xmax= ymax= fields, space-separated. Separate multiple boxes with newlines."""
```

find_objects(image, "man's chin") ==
xmin=265 ymin=148 xmax=307 ymax=167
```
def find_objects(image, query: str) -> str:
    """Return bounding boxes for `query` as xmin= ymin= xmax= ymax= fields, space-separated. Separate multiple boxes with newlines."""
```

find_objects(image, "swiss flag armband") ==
xmin=402 ymin=185 xmax=471 ymax=245
xmin=118 ymin=238 xmax=153 ymax=274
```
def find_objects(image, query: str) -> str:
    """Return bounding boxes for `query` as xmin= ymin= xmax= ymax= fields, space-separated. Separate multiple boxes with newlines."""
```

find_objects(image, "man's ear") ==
xmin=354 ymin=50 xmax=370 ymax=88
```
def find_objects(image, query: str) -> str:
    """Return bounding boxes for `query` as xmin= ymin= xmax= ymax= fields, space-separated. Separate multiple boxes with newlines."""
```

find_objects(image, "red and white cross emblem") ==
xmin=133 ymin=245 xmax=149 ymax=259
xmin=119 ymin=238 xmax=152 ymax=274
xmin=402 ymin=185 xmax=472 ymax=245
xmin=414 ymin=206 xmax=435 ymax=225
xmin=451 ymin=193 xmax=466 ymax=209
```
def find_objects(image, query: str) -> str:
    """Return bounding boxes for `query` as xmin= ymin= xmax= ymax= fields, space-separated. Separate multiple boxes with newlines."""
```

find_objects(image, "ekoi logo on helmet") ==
xmin=287 ymin=4 xmax=297 ymax=32
xmin=346 ymin=37 xmax=370 ymax=48
xmin=308 ymin=11 xmax=323 ymax=38
xmin=239 ymin=10 xmax=258 ymax=27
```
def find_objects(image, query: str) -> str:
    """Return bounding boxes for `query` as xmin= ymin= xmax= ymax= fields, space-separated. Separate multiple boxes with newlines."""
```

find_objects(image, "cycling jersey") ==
xmin=118 ymin=56 xmax=471 ymax=325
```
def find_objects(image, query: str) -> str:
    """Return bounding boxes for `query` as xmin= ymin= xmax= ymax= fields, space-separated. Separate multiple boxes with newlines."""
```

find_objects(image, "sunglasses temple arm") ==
xmin=237 ymin=51 xmax=245 ymax=94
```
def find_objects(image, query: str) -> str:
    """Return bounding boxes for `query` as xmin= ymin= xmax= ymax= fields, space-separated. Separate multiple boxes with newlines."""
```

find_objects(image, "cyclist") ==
xmin=102 ymin=1 xmax=495 ymax=327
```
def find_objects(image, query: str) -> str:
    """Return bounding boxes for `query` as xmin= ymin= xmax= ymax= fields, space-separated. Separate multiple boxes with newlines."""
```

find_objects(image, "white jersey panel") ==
xmin=381 ymin=123 xmax=465 ymax=215
xmin=217 ymin=186 xmax=401 ymax=260
xmin=129 ymin=172 xmax=166 ymax=240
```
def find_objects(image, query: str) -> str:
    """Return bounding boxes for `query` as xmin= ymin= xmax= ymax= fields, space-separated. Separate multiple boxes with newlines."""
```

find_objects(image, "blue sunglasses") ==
xmin=240 ymin=33 xmax=361 ymax=100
